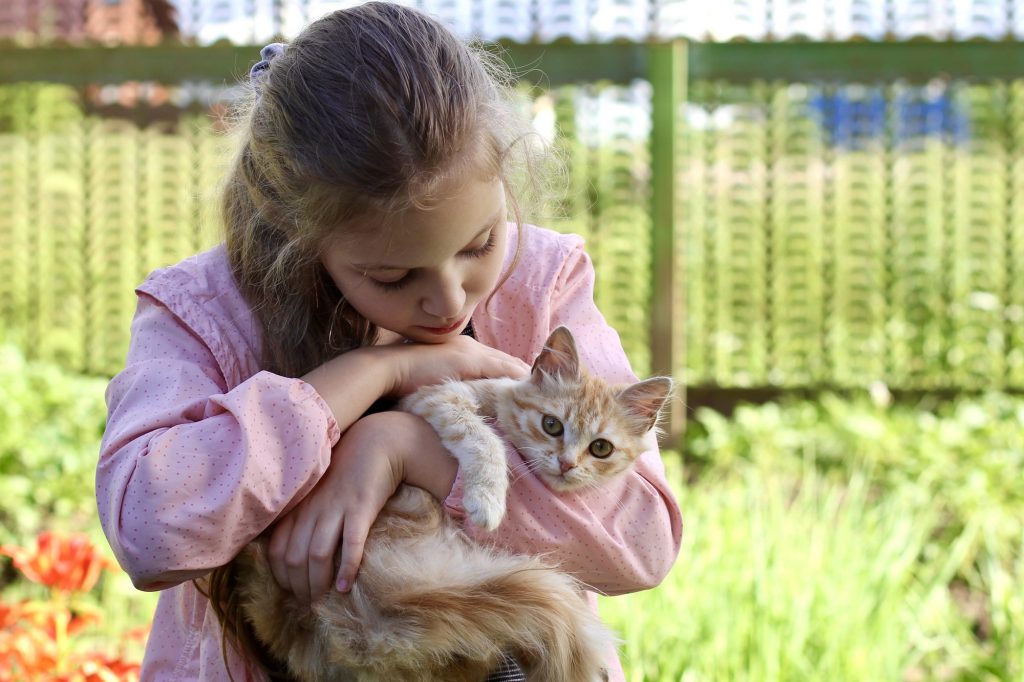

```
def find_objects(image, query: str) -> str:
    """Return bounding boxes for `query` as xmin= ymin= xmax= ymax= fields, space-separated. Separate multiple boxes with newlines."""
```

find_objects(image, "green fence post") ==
xmin=649 ymin=40 xmax=686 ymax=449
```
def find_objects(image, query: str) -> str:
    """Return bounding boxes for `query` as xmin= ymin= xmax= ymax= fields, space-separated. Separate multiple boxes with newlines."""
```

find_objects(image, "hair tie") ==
xmin=250 ymin=42 xmax=286 ymax=89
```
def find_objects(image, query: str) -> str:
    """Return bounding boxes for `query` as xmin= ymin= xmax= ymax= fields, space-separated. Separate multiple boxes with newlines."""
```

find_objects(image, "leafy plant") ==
xmin=0 ymin=343 xmax=108 ymax=547
xmin=685 ymin=392 xmax=1024 ymax=572
xmin=602 ymin=448 xmax=1023 ymax=681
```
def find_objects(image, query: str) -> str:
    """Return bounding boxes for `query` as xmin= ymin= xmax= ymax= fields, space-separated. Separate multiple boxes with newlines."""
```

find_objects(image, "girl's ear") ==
xmin=617 ymin=377 xmax=673 ymax=434
xmin=531 ymin=326 xmax=581 ymax=383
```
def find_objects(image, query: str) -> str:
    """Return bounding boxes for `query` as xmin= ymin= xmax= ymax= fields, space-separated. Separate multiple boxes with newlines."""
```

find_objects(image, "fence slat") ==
xmin=649 ymin=40 xmax=685 ymax=444
xmin=4 ymin=43 xmax=1024 ymax=395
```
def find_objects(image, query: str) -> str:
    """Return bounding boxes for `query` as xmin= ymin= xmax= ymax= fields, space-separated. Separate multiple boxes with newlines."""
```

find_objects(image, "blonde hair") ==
xmin=211 ymin=2 xmax=550 ymax=676
xmin=221 ymin=2 xmax=545 ymax=379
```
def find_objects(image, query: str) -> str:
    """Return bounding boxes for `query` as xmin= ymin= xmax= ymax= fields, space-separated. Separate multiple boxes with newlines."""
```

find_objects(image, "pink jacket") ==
xmin=96 ymin=223 xmax=682 ymax=680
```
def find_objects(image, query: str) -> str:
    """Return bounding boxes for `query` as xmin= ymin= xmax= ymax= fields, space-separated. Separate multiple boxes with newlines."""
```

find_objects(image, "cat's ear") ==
xmin=617 ymin=377 xmax=673 ymax=434
xmin=531 ymin=326 xmax=581 ymax=383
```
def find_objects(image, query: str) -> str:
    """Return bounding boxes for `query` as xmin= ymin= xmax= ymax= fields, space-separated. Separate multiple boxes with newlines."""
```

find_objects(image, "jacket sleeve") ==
xmin=95 ymin=293 xmax=340 ymax=591
xmin=446 ymin=240 xmax=683 ymax=596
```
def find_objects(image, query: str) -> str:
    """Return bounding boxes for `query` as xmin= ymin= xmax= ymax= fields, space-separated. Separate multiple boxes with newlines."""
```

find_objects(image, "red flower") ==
xmin=74 ymin=653 xmax=142 ymax=681
xmin=0 ymin=532 xmax=142 ymax=680
xmin=0 ymin=532 xmax=113 ymax=594
xmin=0 ymin=625 xmax=59 ymax=680
xmin=17 ymin=600 xmax=101 ymax=638
xmin=0 ymin=601 xmax=25 ymax=629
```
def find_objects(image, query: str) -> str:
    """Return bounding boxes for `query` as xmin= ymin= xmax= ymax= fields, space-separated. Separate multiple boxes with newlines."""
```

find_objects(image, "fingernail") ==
xmin=336 ymin=579 xmax=349 ymax=592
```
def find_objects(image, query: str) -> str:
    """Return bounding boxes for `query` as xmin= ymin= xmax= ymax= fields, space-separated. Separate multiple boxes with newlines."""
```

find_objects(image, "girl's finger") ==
xmin=307 ymin=516 xmax=343 ymax=600
xmin=483 ymin=347 xmax=530 ymax=376
xmin=505 ymin=357 xmax=531 ymax=377
xmin=267 ymin=514 xmax=295 ymax=591
xmin=335 ymin=512 xmax=372 ymax=593
xmin=284 ymin=513 xmax=318 ymax=604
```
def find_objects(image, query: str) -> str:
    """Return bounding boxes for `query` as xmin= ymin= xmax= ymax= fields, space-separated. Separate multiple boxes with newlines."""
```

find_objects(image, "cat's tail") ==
xmin=342 ymin=528 xmax=616 ymax=682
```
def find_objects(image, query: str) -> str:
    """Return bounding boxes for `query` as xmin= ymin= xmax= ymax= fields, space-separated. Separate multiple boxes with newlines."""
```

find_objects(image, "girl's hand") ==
xmin=383 ymin=335 xmax=530 ymax=396
xmin=301 ymin=337 xmax=528 ymax=434
xmin=267 ymin=413 xmax=403 ymax=604
xmin=266 ymin=411 xmax=458 ymax=602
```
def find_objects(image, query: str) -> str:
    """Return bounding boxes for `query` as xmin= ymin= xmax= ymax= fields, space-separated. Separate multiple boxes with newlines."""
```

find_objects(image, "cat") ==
xmin=232 ymin=326 xmax=673 ymax=681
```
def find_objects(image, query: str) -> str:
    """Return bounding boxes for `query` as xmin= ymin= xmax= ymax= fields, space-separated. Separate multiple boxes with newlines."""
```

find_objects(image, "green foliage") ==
xmin=0 ymin=340 xmax=158 ymax=645
xmin=605 ymin=463 xmax=956 ymax=681
xmin=0 ymin=83 xmax=83 ymax=134
xmin=601 ymin=394 xmax=1024 ymax=681
xmin=687 ymin=392 xmax=1024 ymax=573
xmin=0 ymin=342 xmax=108 ymax=546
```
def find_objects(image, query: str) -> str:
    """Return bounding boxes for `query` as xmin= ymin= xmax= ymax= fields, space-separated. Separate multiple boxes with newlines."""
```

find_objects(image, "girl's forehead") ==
xmin=333 ymin=176 xmax=505 ymax=267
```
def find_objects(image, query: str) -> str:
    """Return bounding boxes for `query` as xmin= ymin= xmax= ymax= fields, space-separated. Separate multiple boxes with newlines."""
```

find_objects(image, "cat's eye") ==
xmin=541 ymin=415 xmax=564 ymax=437
xmin=588 ymin=439 xmax=614 ymax=458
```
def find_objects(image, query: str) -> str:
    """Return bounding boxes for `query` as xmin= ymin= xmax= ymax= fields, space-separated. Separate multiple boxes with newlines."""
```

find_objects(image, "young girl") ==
xmin=95 ymin=3 xmax=682 ymax=680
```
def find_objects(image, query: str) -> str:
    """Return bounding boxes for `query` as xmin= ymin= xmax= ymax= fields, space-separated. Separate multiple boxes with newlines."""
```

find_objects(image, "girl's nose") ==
xmin=421 ymin=273 xmax=466 ymax=319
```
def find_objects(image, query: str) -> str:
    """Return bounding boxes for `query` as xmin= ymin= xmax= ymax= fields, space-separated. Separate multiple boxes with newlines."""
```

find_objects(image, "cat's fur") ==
xmin=233 ymin=327 xmax=673 ymax=681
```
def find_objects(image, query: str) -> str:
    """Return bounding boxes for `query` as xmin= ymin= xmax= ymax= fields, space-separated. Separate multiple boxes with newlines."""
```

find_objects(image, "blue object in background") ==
xmin=809 ymin=86 xmax=971 ymax=149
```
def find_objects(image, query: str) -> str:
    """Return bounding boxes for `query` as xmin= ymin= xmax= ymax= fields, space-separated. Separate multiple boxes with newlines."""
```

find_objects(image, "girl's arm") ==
xmin=304 ymin=334 xmax=529 ymax=419
xmin=97 ymin=294 xmax=523 ymax=591
xmin=449 ymin=240 xmax=683 ymax=596
xmin=263 ymin=410 xmax=458 ymax=603
xmin=97 ymin=295 xmax=340 ymax=590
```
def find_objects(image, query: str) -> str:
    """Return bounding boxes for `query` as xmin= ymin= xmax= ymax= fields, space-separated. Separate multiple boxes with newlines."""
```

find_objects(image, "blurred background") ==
xmin=1 ymin=0 xmax=1023 ymax=680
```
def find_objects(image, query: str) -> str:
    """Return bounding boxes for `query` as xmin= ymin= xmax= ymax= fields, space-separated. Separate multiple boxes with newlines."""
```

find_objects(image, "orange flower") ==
xmin=0 ymin=624 xmax=59 ymax=679
xmin=0 ymin=601 xmax=26 ymax=629
xmin=0 ymin=621 xmax=141 ymax=681
xmin=17 ymin=600 xmax=102 ymax=638
xmin=121 ymin=624 xmax=151 ymax=644
xmin=0 ymin=532 xmax=113 ymax=594
xmin=73 ymin=653 xmax=142 ymax=682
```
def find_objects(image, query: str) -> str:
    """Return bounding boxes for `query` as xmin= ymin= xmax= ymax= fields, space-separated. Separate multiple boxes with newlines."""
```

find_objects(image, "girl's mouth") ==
xmin=418 ymin=317 xmax=465 ymax=335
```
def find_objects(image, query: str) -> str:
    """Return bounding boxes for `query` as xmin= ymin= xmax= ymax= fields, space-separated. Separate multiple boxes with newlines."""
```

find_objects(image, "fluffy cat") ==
xmin=232 ymin=326 xmax=673 ymax=681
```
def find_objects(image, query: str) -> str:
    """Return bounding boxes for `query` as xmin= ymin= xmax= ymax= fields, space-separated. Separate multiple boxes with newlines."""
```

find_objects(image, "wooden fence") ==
xmin=4 ymin=41 xmax=1024 ymax=444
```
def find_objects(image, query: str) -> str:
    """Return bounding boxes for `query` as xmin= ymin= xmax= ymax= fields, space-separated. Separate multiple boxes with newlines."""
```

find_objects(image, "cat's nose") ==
xmin=559 ymin=460 xmax=576 ymax=473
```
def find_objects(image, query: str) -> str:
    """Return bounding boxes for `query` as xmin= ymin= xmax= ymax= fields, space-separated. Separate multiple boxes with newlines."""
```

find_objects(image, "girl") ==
xmin=95 ymin=3 xmax=682 ymax=680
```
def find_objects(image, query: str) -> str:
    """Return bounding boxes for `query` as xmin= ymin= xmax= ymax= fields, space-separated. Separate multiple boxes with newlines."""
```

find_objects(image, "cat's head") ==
xmin=503 ymin=327 xmax=673 ymax=491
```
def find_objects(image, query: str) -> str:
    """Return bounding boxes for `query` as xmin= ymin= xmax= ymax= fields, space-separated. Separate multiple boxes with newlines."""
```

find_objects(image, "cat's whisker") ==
xmin=608 ymin=492 xmax=633 ymax=516
xmin=507 ymin=459 xmax=531 ymax=473
xmin=509 ymin=459 xmax=549 ymax=486
xmin=507 ymin=462 xmax=535 ymax=486
xmin=610 ymin=496 xmax=631 ymax=516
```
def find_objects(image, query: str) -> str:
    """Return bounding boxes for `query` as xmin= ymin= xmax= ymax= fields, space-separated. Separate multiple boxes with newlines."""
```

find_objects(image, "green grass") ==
xmin=601 ymin=394 xmax=1024 ymax=682
xmin=602 ymin=459 xmax=979 ymax=681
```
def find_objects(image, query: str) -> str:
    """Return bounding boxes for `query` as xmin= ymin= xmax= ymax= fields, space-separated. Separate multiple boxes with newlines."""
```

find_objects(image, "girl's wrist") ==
xmin=301 ymin=346 xmax=394 ymax=428
xmin=365 ymin=344 xmax=421 ymax=399
xmin=384 ymin=411 xmax=458 ymax=501
xmin=366 ymin=345 xmax=405 ymax=398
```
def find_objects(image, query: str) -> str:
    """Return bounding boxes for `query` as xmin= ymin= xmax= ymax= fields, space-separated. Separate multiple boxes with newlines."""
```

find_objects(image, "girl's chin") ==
xmin=404 ymin=329 xmax=462 ymax=344
xmin=377 ymin=316 xmax=472 ymax=344
xmin=374 ymin=329 xmax=406 ymax=345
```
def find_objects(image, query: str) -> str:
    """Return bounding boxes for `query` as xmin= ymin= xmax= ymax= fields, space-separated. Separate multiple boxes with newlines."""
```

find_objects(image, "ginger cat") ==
xmin=232 ymin=327 xmax=672 ymax=681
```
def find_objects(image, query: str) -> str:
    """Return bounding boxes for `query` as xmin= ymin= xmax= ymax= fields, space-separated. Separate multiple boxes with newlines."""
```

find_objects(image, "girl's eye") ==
xmin=367 ymin=230 xmax=495 ymax=292
xmin=369 ymin=273 xmax=413 ymax=291
xmin=541 ymin=415 xmax=564 ymax=437
xmin=463 ymin=231 xmax=497 ymax=259
xmin=588 ymin=439 xmax=614 ymax=458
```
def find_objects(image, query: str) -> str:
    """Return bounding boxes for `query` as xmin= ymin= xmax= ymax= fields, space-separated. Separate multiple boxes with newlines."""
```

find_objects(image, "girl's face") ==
xmin=321 ymin=176 xmax=508 ymax=344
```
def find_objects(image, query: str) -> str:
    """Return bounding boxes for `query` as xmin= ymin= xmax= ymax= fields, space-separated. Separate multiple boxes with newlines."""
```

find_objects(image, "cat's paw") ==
xmin=463 ymin=488 xmax=507 ymax=531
